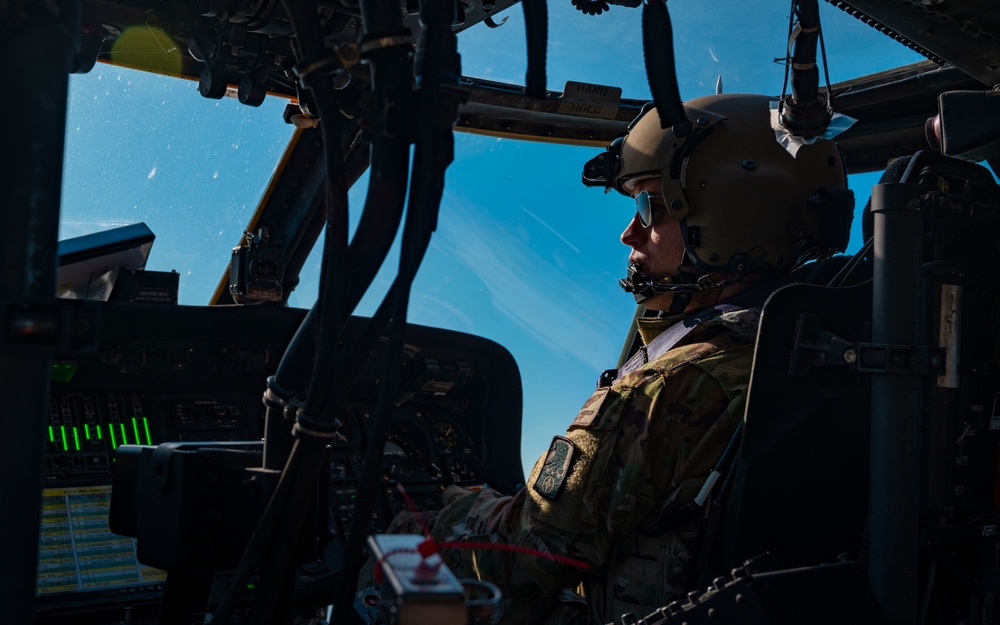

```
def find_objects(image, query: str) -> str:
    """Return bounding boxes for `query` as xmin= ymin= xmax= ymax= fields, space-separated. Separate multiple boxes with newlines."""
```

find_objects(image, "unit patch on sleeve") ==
xmin=533 ymin=436 xmax=576 ymax=500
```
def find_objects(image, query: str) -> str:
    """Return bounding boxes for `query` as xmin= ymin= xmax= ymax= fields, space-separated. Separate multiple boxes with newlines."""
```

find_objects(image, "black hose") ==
xmin=788 ymin=0 xmax=821 ymax=110
xmin=342 ymin=0 xmax=414 ymax=321
xmin=252 ymin=0 xmax=356 ymax=616
xmin=209 ymin=0 xmax=354 ymax=620
xmin=266 ymin=0 xmax=414 ymax=467
xmin=641 ymin=0 xmax=688 ymax=132
xmin=779 ymin=0 xmax=830 ymax=136
xmin=522 ymin=0 xmax=547 ymax=98
xmin=332 ymin=0 xmax=461 ymax=620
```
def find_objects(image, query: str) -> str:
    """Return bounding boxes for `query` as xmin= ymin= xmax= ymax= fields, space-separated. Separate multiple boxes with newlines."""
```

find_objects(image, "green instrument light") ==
xmin=96 ymin=425 xmax=103 ymax=440
xmin=50 ymin=361 xmax=78 ymax=383
xmin=84 ymin=424 xmax=91 ymax=440
xmin=132 ymin=418 xmax=141 ymax=446
xmin=60 ymin=426 xmax=68 ymax=452
xmin=48 ymin=426 xmax=54 ymax=443
xmin=73 ymin=427 xmax=80 ymax=451
xmin=120 ymin=423 xmax=127 ymax=445
xmin=109 ymin=425 xmax=117 ymax=449
xmin=143 ymin=417 xmax=152 ymax=445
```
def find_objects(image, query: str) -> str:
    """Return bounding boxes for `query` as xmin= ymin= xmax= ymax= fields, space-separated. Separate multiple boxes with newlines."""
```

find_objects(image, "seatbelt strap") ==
xmin=641 ymin=418 xmax=744 ymax=536
xmin=597 ymin=304 xmax=740 ymax=388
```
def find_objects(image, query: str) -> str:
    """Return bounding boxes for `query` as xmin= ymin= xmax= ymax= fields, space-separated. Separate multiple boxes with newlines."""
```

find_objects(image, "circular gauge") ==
xmin=330 ymin=408 xmax=360 ymax=447
xmin=447 ymin=457 xmax=485 ymax=484
xmin=430 ymin=418 xmax=463 ymax=455
xmin=382 ymin=421 xmax=430 ymax=482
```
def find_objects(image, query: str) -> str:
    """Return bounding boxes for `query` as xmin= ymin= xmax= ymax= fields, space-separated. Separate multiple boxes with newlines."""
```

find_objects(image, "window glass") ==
xmin=62 ymin=1 xmax=924 ymax=471
xmin=61 ymin=65 xmax=294 ymax=303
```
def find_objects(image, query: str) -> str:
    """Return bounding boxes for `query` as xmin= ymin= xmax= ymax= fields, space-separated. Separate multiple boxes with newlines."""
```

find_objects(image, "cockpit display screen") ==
xmin=36 ymin=485 xmax=165 ymax=596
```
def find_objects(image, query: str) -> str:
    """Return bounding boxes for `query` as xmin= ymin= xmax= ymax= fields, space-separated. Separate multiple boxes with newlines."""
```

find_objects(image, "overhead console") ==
xmin=36 ymin=302 xmax=523 ymax=624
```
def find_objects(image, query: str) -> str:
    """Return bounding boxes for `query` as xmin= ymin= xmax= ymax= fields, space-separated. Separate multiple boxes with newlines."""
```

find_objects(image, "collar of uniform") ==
xmin=635 ymin=304 xmax=722 ymax=346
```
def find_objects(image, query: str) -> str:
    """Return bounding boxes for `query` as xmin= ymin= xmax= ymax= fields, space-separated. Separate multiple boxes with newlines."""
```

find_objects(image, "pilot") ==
xmin=378 ymin=93 xmax=853 ymax=624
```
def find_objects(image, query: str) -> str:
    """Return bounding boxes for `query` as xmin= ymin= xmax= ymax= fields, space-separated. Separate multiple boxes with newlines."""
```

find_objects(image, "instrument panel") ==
xmin=36 ymin=302 xmax=524 ymax=623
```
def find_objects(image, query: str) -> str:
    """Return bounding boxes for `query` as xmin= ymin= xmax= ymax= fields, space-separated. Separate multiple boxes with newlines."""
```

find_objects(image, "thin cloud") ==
xmin=520 ymin=205 xmax=581 ymax=254
xmin=435 ymin=191 xmax=618 ymax=369
xmin=410 ymin=292 xmax=477 ymax=334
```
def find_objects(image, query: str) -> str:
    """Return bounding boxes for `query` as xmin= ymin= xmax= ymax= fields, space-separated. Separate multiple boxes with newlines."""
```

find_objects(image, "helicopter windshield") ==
xmin=59 ymin=0 xmax=923 ymax=470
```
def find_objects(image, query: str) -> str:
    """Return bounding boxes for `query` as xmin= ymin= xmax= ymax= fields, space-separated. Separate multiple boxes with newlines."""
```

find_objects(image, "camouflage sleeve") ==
xmin=381 ymin=340 xmax=747 ymax=614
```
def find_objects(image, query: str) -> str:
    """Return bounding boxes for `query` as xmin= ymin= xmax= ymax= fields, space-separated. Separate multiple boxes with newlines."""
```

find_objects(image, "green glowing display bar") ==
xmin=132 ymin=418 xmax=141 ymax=447
xmin=143 ymin=417 xmax=152 ymax=445
xmin=48 ymin=426 xmax=54 ymax=443
xmin=60 ymin=426 xmax=67 ymax=452
xmin=72 ymin=427 xmax=80 ymax=451
xmin=109 ymin=424 xmax=117 ymax=449
xmin=84 ymin=424 xmax=91 ymax=440
xmin=96 ymin=424 xmax=102 ymax=440
xmin=120 ymin=423 xmax=127 ymax=446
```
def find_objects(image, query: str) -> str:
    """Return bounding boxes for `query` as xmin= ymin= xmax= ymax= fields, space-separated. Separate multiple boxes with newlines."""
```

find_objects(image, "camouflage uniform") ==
xmin=386 ymin=308 xmax=760 ymax=624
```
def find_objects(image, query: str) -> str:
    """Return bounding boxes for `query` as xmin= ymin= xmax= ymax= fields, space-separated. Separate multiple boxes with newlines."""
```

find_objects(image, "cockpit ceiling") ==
xmin=77 ymin=1 xmax=1000 ymax=173
xmin=80 ymin=0 xmax=520 ymax=89
xmin=829 ymin=0 xmax=1000 ymax=87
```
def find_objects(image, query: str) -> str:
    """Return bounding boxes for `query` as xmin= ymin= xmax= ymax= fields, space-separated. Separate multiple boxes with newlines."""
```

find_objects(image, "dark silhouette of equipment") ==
xmin=664 ymin=151 xmax=1000 ymax=625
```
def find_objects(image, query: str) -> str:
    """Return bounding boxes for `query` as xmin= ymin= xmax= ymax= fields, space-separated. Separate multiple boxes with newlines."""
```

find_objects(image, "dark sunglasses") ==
xmin=634 ymin=189 xmax=663 ymax=228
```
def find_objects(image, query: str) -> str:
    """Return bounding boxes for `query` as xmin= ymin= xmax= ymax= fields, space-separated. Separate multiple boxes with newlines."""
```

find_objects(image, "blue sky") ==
xmin=62 ymin=1 xmax=924 ymax=475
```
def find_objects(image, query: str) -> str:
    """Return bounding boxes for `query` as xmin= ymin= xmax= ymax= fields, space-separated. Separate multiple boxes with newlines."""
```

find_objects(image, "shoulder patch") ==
xmin=570 ymin=386 xmax=611 ymax=429
xmin=532 ymin=436 xmax=576 ymax=500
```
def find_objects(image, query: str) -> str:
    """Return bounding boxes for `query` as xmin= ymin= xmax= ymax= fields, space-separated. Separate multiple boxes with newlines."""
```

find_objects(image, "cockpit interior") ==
xmin=8 ymin=1 xmax=1000 ymax=624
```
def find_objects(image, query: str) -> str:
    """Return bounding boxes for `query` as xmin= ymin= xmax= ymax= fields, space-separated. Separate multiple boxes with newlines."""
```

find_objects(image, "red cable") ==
xmin=377 ymin=484 xmax=591 ymax=583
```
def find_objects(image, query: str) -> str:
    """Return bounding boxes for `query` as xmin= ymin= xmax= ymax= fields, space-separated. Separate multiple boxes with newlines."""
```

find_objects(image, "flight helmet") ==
xmin=583 ymin=93 xmax=854 ymax=303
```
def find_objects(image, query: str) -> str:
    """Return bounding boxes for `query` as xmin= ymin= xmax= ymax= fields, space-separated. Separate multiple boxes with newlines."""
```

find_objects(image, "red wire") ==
xmin=389 ymin=483 xmax=590 ymax=573
xmin=396 ymin=482 xmax=433 ymax=537
xmin=440 ymin=540 xmax=590 ymax=570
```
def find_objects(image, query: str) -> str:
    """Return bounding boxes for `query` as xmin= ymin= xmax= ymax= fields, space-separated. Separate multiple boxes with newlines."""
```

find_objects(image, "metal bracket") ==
xmin=791 ymin=313 xmax=945 ymax=377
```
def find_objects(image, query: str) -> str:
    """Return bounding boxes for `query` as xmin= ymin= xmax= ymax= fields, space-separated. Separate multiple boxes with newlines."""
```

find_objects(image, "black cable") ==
xmin=788 ymin=0 xmax=820 ymax=110
xmin=779 ymin=0 xmax=795 ymax=106
xmin=779 ymin=0 xmax=830 ymax=135
xmin=828 ymin=238 xmax=873 ymax=287
xmin=295 ymin=15 xmax=350 ymax=422
xmin=266 ymin=0 xmax=414 ymax=466
xmin=340 ymin=0 xmax=414 ymax=330
xmin=816 ymin=5 xmax=833 ymax=100
xmin=522 ymin=0 xmax=547 ymax=98
xmin=641 ymin=0 xmax=688 ymax=132
xmin=209 ymin=0 xmax=351 ymax=620
xmin=332 ymin=0 xmax=461 ymax=620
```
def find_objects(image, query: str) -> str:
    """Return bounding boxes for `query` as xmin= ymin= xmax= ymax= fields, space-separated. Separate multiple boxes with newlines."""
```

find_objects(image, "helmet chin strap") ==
xmin=619 ymin=262 xmax=726 ymax=314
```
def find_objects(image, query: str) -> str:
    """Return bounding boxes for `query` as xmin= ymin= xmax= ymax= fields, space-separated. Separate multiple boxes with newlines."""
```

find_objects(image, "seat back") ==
xmin=700 ymin=152 xmax=1000 ymax=623
xmin=703 ymin=277 xmax=873 ymax=575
